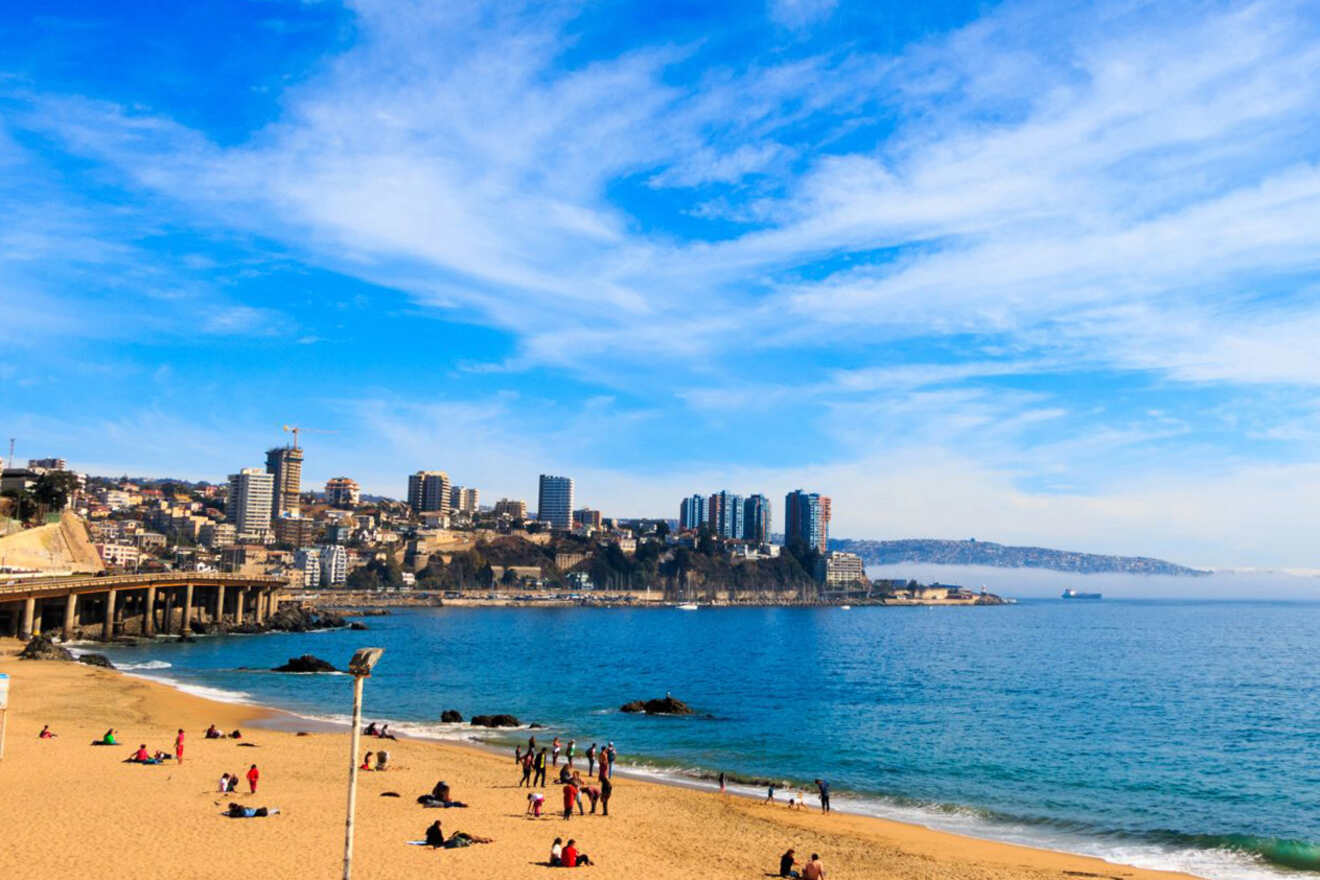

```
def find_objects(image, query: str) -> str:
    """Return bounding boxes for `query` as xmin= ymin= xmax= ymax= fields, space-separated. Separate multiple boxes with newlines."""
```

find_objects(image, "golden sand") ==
xmin=0 ymin=640 xmax=1197 ymax=880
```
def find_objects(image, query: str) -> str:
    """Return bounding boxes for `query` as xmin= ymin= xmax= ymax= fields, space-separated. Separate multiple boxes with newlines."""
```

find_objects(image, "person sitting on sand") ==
xmin=432 ymin=781 xmax=452 ymax=803
xmin=39 ymin=725 xmax=55 ymax=738
xmin=779 ymin=848 xmax=800 ymax=878
xmin=226 ymin=802 xmax=277 ymax=818
xmin=561 ymin=838 xmax=591 ymax=866
xmin=230 ymin=729 xmax=242 ymax=739
xmin=129 ymin=744 xmax=151 ymax=763
xmin=364 ymin=722 xmax=379 ymax=737
xmin=802 ymin=853 xmax=825 ymax=880
xmin=550 ymin=837 xmax=564 ymax=866
xmin=375 ymin=750 xmax=390 ymax=771
xmin=360 ymin=751 xmax=373 ymax=771
xmin=226 ymin=772 xmax=239 ymax=793
xmin=378 ymin=724 xmax=396 ymax=740
xmin=527 ymin=792 xmax=545 ymax=817
xmin=423 ymin=820 xmax=489 ymax=849
xmin=558 ymin=764 xmax=573 ymax=785
xmin=219 ymin=773 xmax=232 ymax=793
xmin=205 ymin=724 xmax=223 ymax=739
xmin=93 ymin=728 xmax=117 ymax=746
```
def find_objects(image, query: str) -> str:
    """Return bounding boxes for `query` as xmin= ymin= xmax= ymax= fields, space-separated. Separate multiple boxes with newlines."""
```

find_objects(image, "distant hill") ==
xmin=829 ymin=538 xmax=1210 ymax=576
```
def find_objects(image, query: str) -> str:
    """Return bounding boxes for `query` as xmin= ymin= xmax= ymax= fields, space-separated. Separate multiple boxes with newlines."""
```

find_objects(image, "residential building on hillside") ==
xmin=679 ymin=494 xmax=706 ymax=531
xmin=199 ymin=522 xmax=237 ymax=549
xmin=407 ymin=471 xmax=451 ymax=514
xmin=708 ymin=490 xmax=744 ymax=540
xmin=817 ymin=551 xmax=866 ymax=588
xmin=227 ymin=468 xmax=274 ymax=539
xmin=274 ymin=516 xmax=318 ymax=547
xmin=319 ymin=543 xmax=348 ymax=586
xmin=743 ymin=494 xmax=771 ymax=543
xmin=294 ymin=547 xmax=321 ymax=588
xmin=493 ymin=498 xmax=527 ymax=520
xmin=96 ymin=542 xmax=140 ymax=568
xmin=265 ymin=446 xmax=303 ymax=519
xmin=28 ymin=457 xmax=68 ymax=470
xmin=537 ymin=474 xmax=574 ymax=530
xmin=325 ymin=477 xmax=360 ymax=508
xmin=785 ymin=489 xmax=831 ymax=553
xmin=450 ymin=486 xmax=480 ymax=514
xmin=574 ymin=508 xmax=602 ymax=530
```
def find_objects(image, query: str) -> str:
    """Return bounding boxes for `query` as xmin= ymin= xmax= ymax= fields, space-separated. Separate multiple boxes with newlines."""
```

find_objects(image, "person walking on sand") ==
xmin=515 ymin=745 xmax=523 ymax=766
xmin=815 ymin=779 xmax=830 ymax=813
xmin=562 ymin=779 xmax=578 ymax=820
xmin=719 ymin=771 xmax=726 ymax=793
xmin=566 ymin=738 xmax=575 ymax=769
xmin=802 ymin=853 xmax=825 ymax=879
xmin=175 ymin=729 xmax=185 ymax=764
xmin=586 ymin=743 xmax=596 ymax=777
xmin=596 ymin=747 xmax=610 ymax=781
xmin=246 ymin=764 xmax=260 ymax=794
xmin=766 ymin=783 xmax=776 ymax=804
xmin=519 ymin=749 xmax=534 ymax=787
xmin=552 ymin=736 xmax=561 ymax=766
xmin=599 ymin=774 xmax=612 ymax=816
xmin=571 ymin=771 xmax=587 ymax=815
xmin=534 ymin=748 xmax=548 ymax=787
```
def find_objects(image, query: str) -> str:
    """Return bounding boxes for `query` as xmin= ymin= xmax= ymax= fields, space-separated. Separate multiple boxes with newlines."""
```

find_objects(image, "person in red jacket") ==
xmin=246 ymin=764 xmax=260 ymax=793
xmin=561 ymin=839 xmax=591 ymax=866
xmin=562 ymin=781 xmax=578 ymax=820
xmin=175 ymin=729 xmax=185 ymax=764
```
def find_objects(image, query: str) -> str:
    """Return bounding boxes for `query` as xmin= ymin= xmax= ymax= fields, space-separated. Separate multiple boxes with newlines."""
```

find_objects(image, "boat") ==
xmin=676 ymin=603 xmax=699 ymax=611
xmin=1061 ymin=589 xmax=1102 ymax=600
xmin=839 ymin=605 xmax=852 ymax=610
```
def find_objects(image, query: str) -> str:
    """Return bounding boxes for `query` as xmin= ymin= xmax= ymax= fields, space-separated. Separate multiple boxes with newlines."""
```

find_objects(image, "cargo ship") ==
xmin=1061 ymin=588 xmax=1102 ymax=600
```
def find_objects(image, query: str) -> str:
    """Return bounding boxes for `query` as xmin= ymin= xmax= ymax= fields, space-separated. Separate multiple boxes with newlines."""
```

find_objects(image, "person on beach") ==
xmin=596 ymin=748 xmax=609 ymax=781
xmin=432 ymin=781 xmax=452 ymax=803
xmin=364 ymin=722 xmax=379 ymax=736
xmin=527 ymin=792 xmax=545 ymax=817
xmin=606 ymin=742 xmax=616 ymax=766
xmin=426 ymin=820 xmax=447 ymax=848
xmin=562 ymin=780 xmax=578 ymax=819
xmin=550 ymin=837 xmax=563 ymax=866
xmin=566 ymin=739 xmax=575 ymax=769
xmin=230 ymin=729 xmax=242 ymax=739
xmin=562 ymin=839 xmax=591 ymax=866
xmin=205 ymin=724 xmax=223 ymax=739
xmin=719 ymin=771 xmax=726 ymax=793
xmin=379 ymin=723 xmax=396 ymax=740
xmin=552 ymin=737 xmax=561 ymax=766
xmin=360 ymin=752 xmax=374 ymax=771
xmin=766 ymin=783 xmax=776 ymax=803
xmin=226 ymin=802 xmax=278 ymax=818
xmin=39 ymin=725 xmax=55 ymax=738
xmin=815 ymin=780 xmax=830 ymax=813
xmin=175 ymin=729 xmax=185 ymax=764
xmin=516 ymin=745 xmax=523 ymax=766
xmin=219 ymin=773 xmax=232 ymax=793
xmin=571 ymin=771 xmax=587 ymax=815
xmin=246 ymin=764 xmax=260 ymax=793
xmin=599 ymin=775 xmax=612 ymax=816
xmin=375 ymin=750 xmax=390 ymax=771
xmin=558 ymin=764 xmax=573 ymax=785
xmin=581 ymin=783 xmax=601 ymax=813
xmin=520 ymin=750 xmax=534 ymax=787
xmin=586 ymin=743 xmax=596 ymax=777
xmin=130 ymin=744 xmax=150 ymax=763
xmin=802 ymin=853 xmax=825 ymax=879
xmin=227 ymin=772 xmax=239 ymax=793
xmin=95 ymin=728 xmax=117 ymax=745
xmin=779 ymin=848 xmax=800 ymax=878
xmin=528 ymin=734 xmax=537 ymax=754
xmin=534 ymin=748 xmax=549 ymax=786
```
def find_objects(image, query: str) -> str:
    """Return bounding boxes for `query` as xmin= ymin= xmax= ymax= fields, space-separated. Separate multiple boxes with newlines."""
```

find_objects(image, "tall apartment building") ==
xmin=743 ymin=494 xmax=772 ymax=544
xmin=27 ymin=457 xmax=68 ymax=470
xmin=407 ymin=471 xmax=451 ymax=514
xmin=679 ymin=494 xmax=707 ymax=531
xmin=537 ymin=474 xmax=574 ymax=531
xmin=708 ymin=490 xmax=744 ymax=540
xmin=294 ymin=547 xmax=321 ymax=588
xmin=274 ymin=516 xmax=318 ymax=547
xmin=574 ymin=508 xmax=602 ymax=530
xmin=319 ymin=544 xmax=348 ymax=586
xmin=785 ymin=489 xmax=831 ymax=553
xmin=199 ymin=522 xmax=237 ymax=549
xmin=450 ymin=486 xmax=479 ymax=514
xmin=325 ymin=477 xmax=360 ymax=508
xmin=493 ymin=498 xmax=527 ymax=520
xmin=817 ymin=551 xmax=866 ymax=588
xmin=265 ymin=446 xmax=303 ymax=519
xmin=227 ymin=468 xmax=274 ymax=538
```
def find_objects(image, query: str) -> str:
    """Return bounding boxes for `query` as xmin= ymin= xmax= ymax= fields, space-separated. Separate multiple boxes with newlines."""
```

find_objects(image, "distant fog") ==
xmin=865 ymin=565 xmax=1320 ymax=600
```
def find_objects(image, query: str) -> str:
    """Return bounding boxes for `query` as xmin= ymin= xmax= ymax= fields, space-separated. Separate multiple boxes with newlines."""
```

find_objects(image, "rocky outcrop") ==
xmin=272 ymin=654 xmax=339 ymax=673
xmin=621 ymin=695 xmax=694 ymax=715
xmin=349 ymin=622 xmax=369 ymax=631
xmin=77 ymin=653 xmax=115 ymax=669
xmin=440 ymin=709 xmax=463 ymax=723
xmin=469 ymin=714 xmax=520 ymax=728
xmin=264 ymin=604 xmax=347 ymax=632
xmin=18 ymin=635 xmax=73 ymax=661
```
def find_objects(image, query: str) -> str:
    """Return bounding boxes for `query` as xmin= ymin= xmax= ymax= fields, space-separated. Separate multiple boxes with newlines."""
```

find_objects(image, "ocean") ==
xmin=86 ymin=595 xmax=1320 ymax=880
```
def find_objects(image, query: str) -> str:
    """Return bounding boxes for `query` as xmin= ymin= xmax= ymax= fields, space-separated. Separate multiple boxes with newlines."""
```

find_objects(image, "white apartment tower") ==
xmin=227 ymin=468 xmax=274 ymax=538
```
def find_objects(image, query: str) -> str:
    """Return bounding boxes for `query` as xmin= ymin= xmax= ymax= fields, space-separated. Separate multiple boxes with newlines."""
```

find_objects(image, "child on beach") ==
xmin=227 ymin=772 xmax=239 ymax=793
xmin=552 ymin=737 xmax=561 ymax=766
xmin=766 ymin=784 xmax=776 ymax=803
xmin=562 ymin=780 xmax=578 ymax=819
xmin=175 ymin=729 xmax=185 ymax=764
xmin=219 ymin=773 xmax=232 ymax=793
xmin=527 ymin=792 xmax=545 ymax=817
xmin=39 ymin=725 xmax=55 ymax=738
xmin=360 ymin=752 xmax=373 ymax=771
xmin=246 ymin=764 xmax=260 ymax=793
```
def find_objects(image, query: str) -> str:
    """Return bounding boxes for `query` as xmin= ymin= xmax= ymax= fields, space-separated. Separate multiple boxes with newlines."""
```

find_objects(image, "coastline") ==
xmin=0 ymin=637 xmax=1199 ymax=880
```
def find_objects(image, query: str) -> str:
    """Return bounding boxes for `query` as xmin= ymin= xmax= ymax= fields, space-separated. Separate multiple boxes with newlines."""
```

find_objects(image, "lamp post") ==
xmin=343 ymin=647 xmax=384 ymax=880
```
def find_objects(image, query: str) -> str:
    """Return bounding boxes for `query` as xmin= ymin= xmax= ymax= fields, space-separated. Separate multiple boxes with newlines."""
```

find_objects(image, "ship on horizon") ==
xmin=1062 ymin=588 xmax=1102 ymax=600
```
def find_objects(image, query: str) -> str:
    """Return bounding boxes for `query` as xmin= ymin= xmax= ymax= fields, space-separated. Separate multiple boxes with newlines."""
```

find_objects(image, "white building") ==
xmin=294 ymin=547 xmax=321 ymax=588
xmin=227 ymin=468 xmax=274 ymax=539
xmin=318 ymin=544 xmax=347 ymax=586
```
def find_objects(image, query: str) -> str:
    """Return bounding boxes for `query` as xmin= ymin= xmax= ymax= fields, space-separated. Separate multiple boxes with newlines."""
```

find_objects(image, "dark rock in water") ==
xmin=349 ymin=621 xmax=369 ymax=631
xmin=230 ymin=622 xmax=262 ymax=634
xmin=18 ymin=635 xmax=73 ymax=661
xmin=621 ymin=695 xmax=694 ymax=715
xmin=272 ymin=654 xmax=339 ymax=673
xmin=264 ymin=604 xmax=347 ymax=633
xmin=78 ymin=653 xmax=115 ymax=669
xmin=469 ymin=714 xmax=520 ymax=728
xmin=440 ymin=709 xmax=463 ymax=723
xmin=528 ymin=722 xmax=544 ymax=729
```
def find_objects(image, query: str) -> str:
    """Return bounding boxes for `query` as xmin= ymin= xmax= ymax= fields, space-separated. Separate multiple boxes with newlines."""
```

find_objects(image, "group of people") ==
xmin=363 ymin=721 xmax=397 ymax=740
xmin=204 ymin=724 xmax=243 ymax=739
xmin=359 ymin=749 xmax=390 ymax=771
xmin=217 ymin=766 xmax=261 ymax=793
xmin=761 ymin=779 xmax=831 ymax=813
xmin=778 ymin=849 xmax=825 ymax=879
xmin=549 ymin=836 xmax=592 ymax=867
xmin=518 ymin=735 xmax=615 ymax=820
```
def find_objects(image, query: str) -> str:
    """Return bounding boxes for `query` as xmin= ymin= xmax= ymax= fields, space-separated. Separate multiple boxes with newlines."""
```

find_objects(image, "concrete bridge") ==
xmin=0 ymin=572 xmax=288 ymax=641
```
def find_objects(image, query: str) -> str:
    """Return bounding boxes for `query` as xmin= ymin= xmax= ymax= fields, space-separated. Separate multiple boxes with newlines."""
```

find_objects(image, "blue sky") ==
xmin=3 ymin=0 xmax=1320 ymax=567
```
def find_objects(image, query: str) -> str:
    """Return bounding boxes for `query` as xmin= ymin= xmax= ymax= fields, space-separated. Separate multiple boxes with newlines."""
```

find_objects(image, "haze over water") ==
xmin=98 ymin=590 xmax=1320 ymax=880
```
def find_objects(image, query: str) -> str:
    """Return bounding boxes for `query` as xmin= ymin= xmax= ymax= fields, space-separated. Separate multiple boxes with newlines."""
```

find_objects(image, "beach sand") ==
xmin=0 ymin=639 xmax=1197 ymax=880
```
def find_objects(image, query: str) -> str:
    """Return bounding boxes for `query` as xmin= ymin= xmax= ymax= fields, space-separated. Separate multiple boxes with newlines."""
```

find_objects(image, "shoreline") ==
xmin=0 ymin=636 xmax=1205 ymax=880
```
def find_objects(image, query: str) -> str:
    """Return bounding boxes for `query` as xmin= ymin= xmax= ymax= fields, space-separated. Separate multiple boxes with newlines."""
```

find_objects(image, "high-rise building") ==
xmin=274 ymin=516 xmax=318 ymax=547
xmin=318 ymin=544 xmax=347 ymax=586
xmin=325 ymin=477 xmax=360 ymax=508
xmin=265 ymin=446 xmax=303 ymax=519
xmin=707 ymin=490 xmax=744 ymax=539
xmin=407 ymin=471 xmax=451 ymax=514
xmin=450 ymin=486 xmax=479 ymax=514
xmin=743 ymin=494 xmax=771 ymax=544
xmin=493 ymin=498 xmax=528 ymax=520
xmin=785 ymin=489 xmax=831 ymax=553
xmin=537 ymin=475 xmax=574 ymax=530
xmin=227 ymin=468 xmax=274 ymax=538
xmin=27 ymin=458 xmax=67 ymax=470
xmin=294 ymin=547 xmax=321 ymax=588
xmin=574 ymin=508 xmax=602 ymax=530
xmin=679 ymin=494 xmax=707 ymax=531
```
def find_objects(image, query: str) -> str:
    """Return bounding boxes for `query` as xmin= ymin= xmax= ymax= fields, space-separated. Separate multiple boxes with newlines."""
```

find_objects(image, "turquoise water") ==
xmin=92 ymin=600 xmax=1320 ymax=879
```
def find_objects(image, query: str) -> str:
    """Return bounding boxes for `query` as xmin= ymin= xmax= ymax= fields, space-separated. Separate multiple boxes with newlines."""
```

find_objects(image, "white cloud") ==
xmin=768 ymin=0 xmax=838 ymax=29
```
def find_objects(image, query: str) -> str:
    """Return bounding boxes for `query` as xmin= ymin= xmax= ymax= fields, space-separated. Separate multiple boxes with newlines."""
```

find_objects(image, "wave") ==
xmin=117 ymin=660 xmax=173 ymax=671
xmin=124 ymin=673 xmax=253 ymax=705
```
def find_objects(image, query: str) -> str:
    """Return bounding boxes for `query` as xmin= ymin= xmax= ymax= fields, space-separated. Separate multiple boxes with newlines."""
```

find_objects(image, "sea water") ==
xmin=92 ymin=599 xmax=1320 ymax=879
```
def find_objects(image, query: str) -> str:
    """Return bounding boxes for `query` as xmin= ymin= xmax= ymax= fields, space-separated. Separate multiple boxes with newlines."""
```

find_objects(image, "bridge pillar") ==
xmin=254 ymin=588 xmax=266 ymax=624
xmin=182 ymin=583 xmax=194 ymax=634
xmin=160 ymin=589 xmax=174 ymax=634
xmin=214 ymin=584 xmax=226 ymax=622
xmin=102 ymin=589 xmax=118 ymax=640
xmin=143 ymin=586 xmax=157 ymax=636
xmin=63 ymin=593 xmax=79 ymax=641
xmin=234 ymin=587 xmax=245 ymax=625
xmin=20 ymin=597 xmax=37 ymax=639
xmin=268 ymin=589 xmax=280 ymax=615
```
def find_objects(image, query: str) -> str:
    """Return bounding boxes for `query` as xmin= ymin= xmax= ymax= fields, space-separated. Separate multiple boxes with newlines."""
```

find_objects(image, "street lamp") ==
xmin=342 ymin=647 xmax=384 ymax=880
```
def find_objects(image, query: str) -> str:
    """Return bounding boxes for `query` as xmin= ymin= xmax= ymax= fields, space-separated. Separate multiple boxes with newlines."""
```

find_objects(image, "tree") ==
xmin=1 ymin=488 xmax=37 ymax=522
xmin=32 ymin=470 xmax=80 ymax=512
xmin=477 ymin=563 xmax=495 ymax=588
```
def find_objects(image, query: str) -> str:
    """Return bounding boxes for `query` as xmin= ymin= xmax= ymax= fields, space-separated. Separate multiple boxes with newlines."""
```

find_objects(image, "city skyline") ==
xmin=4 ymin=1 xmax=1320 ymax=567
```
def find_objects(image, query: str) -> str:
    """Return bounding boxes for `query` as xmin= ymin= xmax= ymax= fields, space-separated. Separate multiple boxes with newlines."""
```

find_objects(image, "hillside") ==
xmin=830 ymin=538 xmax=1209 ymax=576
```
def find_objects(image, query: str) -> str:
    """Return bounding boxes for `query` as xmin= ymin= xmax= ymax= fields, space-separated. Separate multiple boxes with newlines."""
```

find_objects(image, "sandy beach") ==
xmin=0 ymin=638 xmax=1198 ymax=880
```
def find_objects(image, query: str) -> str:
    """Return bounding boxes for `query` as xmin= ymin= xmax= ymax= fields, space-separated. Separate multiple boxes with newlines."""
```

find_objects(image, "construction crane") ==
xmin=282 ymin=425 xmax=337 ymax=449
